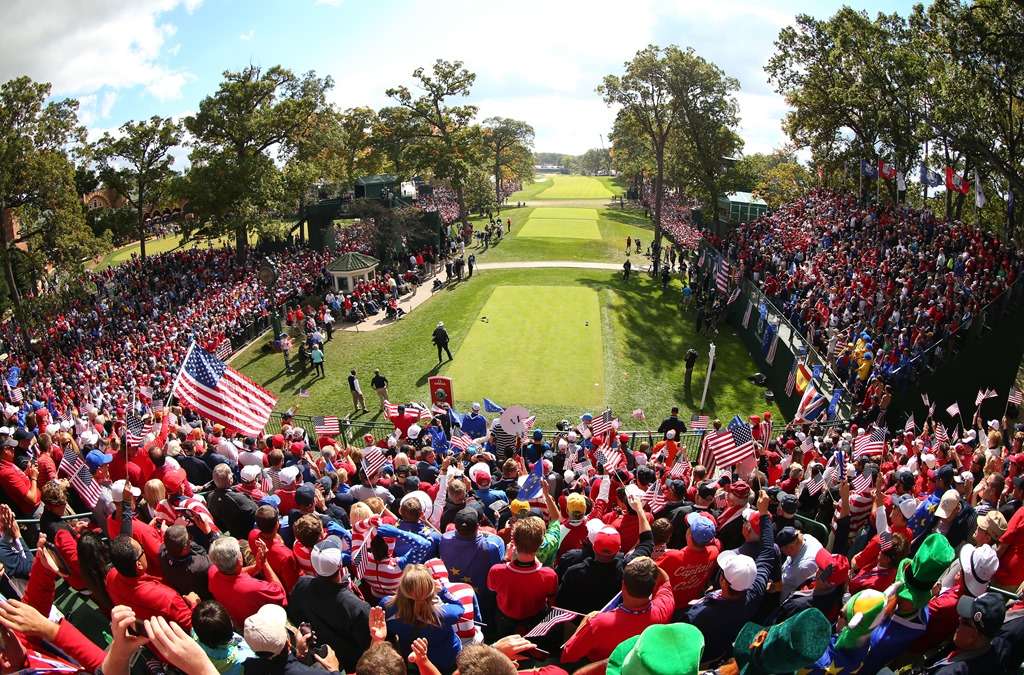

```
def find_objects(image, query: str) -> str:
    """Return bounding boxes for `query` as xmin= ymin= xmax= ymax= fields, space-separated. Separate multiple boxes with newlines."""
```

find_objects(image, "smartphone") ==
xmin=126 ymin=620 xmax=146 ymax=637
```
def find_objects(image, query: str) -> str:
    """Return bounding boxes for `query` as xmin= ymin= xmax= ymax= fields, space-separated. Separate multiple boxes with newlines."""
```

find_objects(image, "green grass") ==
xmin=530 ymin=207 xmax=599 ymax=220
xmin=518 ymin=218 xmax=602 ymax=240
xmin=466 ymin=206 xmax=653 ymax=263
xmin=235 ymin=268 xmax=780 ymax=428
xmin=536 ymin=175 xmax=614 ymax=200
xmin=447 ymin=286 xmax=604 ymax=408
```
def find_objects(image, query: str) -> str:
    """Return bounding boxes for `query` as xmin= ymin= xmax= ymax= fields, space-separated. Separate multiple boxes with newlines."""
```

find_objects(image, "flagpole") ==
xmin=165 ymin=340 xmax=197 ymax=410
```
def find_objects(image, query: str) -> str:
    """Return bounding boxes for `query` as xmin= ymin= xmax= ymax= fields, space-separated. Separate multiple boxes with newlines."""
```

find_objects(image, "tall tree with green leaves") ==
xmin=386 ymin=60 xmax=480 ymax=223
xmin=599 ymin=45 xmax=680 ymax=272
xmin=95 ymin=116 xmax=181 ymax=261
xmin=0 ymin=77 xmax=102 ymax=344
xmin=666 ymin=47 xmax=743 ymax=226
xmin=373 ymin=106 xmax=419 ymax=178
xmin=184 ymin=65 xmax=332 ymax=262
xmin=481 ymin=117 xmax=535 ymax=207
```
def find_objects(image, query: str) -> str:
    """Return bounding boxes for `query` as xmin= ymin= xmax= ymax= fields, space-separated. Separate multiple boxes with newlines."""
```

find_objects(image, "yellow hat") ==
xmin=510 ymin=499 xmax=531 ymax=516
xmin=566 ymin=493 xmax=587 ymax=516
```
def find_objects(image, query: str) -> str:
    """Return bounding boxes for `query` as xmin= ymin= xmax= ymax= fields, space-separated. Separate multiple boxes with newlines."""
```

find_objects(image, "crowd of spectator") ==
xmin=724 ymin=190 xmax=1022 ymax=395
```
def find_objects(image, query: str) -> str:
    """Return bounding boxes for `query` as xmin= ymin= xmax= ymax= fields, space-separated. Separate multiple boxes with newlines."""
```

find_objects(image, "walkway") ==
xmin=339 ymin=260 xmax=624 ymax=333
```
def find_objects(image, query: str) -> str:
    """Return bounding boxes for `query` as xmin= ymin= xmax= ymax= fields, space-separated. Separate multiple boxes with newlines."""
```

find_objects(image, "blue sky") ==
xmin=0 ymin=0 xmax=919 ymax=159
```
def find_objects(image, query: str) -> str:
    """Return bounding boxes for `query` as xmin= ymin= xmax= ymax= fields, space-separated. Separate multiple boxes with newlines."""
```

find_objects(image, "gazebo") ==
xmin=327 ymin=252 xmax=379 ymax=293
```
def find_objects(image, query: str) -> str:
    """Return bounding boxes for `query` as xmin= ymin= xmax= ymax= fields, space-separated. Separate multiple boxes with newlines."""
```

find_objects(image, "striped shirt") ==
xmin=444 ymin=581 xmax=481 ymax=642
xmin=363 ymin=556 xmax=404 ymax=598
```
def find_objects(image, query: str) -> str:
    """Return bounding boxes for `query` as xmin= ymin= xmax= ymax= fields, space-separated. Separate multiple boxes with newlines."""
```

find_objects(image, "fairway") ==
xmin=446 ymin=285 xmax=604 ymax=407
xmin=530 ymin=207 xmax=599 ymax=220
xmin=535 ymin=175 xmax=614 ymax=200
xmin=518 ymin=217 xmax=602 ymax=239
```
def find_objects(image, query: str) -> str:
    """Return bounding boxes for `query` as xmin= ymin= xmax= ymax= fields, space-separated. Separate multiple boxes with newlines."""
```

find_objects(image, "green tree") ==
xmin=481 ymin=117 xmax=535 ymax=207
xmin=665 ymin=47 xmax=743 ymax=226
xmin=95 ymin=116 xmax=182 ymax=260
xmin=386 ymin=60 xmax=480 ymax=224
xmin=578 ymin=148 xmax=611 ymax=175
xmin=464 ymin=166 xmax=498 ymax=215
xmin=730 ymin=148 xmax=797 ymax=192
xmin=184 ymin=65 xmax=332 ymax=262
xmin=373 ymin=106 xmax=419 ymax=178
xmin=599 ymin=45 xmax=681 ymax=272
xmin=0 ymin=77 xmax=102 ymax=344
xmin=753 ymin=162 xmax=814 ymax=209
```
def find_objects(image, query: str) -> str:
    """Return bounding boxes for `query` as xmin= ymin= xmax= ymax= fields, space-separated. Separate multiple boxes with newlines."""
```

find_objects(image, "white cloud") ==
xmin=239 ymin=29 xmax=255 ymax=41
xmin=0 ymin=0 xmax=195 ymax=100
xmin=167 ymin=43 xmax=182 ymax=56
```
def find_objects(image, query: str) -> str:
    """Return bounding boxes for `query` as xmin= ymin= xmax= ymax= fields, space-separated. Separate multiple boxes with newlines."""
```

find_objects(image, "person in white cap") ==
xmin=287 ymin=536 xmax=371 ymax=672
xmin=107 ymin=479 xmax=164 ymax=570
xmin=431 ymin=321 xmax=453 ymax=363
xmin=243 ymin=603 xmax=341 ymax=673
xmin=460 ymin=402 xmax=488 ymax=440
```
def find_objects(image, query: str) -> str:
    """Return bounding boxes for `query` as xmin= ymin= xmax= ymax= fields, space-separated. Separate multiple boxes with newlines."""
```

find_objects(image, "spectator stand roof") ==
xmin=327 ymin=251 xmax=379 ymax=273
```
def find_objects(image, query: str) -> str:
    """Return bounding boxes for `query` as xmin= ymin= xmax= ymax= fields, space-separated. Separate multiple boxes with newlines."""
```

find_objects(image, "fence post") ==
xmin=340 ymin=418 xmax=350 ymax=449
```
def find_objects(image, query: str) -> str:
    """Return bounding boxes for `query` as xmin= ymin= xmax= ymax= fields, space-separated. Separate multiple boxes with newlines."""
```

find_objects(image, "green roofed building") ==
xmin=354 ymin=175 xmax=399 ymax=200
xmin=718 ymin=191 xmax=769 ymax=224
xmin=327 ymin=251 xmax=379 ymax=293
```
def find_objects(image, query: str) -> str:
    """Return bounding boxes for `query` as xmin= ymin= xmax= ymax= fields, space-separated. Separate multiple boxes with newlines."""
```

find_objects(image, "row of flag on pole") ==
xmin=861 ymin=160 xmax=988 ymax=207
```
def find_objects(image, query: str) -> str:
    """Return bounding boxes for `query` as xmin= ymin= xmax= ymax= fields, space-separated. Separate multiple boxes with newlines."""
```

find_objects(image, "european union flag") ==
xmin=827 ymin=389 xmax=843 ymax=419
xmin=812 ymin=365 xmax=823 ymax=381
xmin=5 ymin=367 xmax=19 ymax=388
xmin=517 ymin=456 xmax=544 ymax=501
xmin=483 ymin=398 xmax=504 ymax=413
xmin=429 ymin=425 xmax=449 ymax=455
xmin=861 ymin=159 xmax=878 ymax=179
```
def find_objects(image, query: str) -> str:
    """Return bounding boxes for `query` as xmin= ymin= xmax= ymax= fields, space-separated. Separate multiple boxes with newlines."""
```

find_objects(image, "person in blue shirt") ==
xmin=439 ymin=507 xmax=505 ymax=623
xmin=395 ymin=493 xmax=441 ymax=561
xmin=523 ymin=429 xmax=549 ymax=465
xmin=381 ymin=564 xmax=465 ymax=673
xmin=460 ymin=403 xmax=488 ymax=440
xmin=468 ymin=462 xmax=507 ymax=510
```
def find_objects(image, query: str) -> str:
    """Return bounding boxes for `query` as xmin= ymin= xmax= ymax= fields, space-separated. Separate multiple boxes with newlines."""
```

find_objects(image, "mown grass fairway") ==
xmin=535 ymin=175 xmax=614 ymax=200
xmin=446 ymin=286 xmax=604 ymax=408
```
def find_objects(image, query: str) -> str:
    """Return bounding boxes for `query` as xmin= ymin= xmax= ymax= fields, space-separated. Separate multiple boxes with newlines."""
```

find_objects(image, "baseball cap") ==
xmin=110 ymin=479 xmax=141 ymax=502
xmin=686 ymin=512 xmax=716 ymax=546
xmin=471 ymin=402 xmax=480 ymax=411
xmin=240 ymin=465 xmax=262 ymax=483
xmin=779 ymin=492 xmax=799 ymax=514
xmin=407 ymin=424 xmax=421 ymax=440
xmin=892 ymin=494 xmax=919 ymax=519
xmin=532 ymin=429 xmax=543 ymax=440
xmin=258 ymin=495 xmax=281 ymax=508
xmin=717 ymin=550 xmax=757 ymax=591
xmin=726 ymin=480 xmax=751 ymax=499
xmin=592 ymin=526 xmax=621 ymax=557
xmin=85 ymin=449 xmax=113 ymax=472
xmin=776 ymin=526 xmax=801 ymax=547
xmin=310 ymin=535 xmax=346 ymax=577
xmin=566 ymin=493 xmax=587 ymax=518
xmin=935 ymin=489 xmax=961 ymax=519
xmin=697 ymin=482 xmax=717 ymax=500
xmin=956 ymin=593 xmax=1006 ymax=638
xmin=959 ymin=544 xmax=999 ymax=597
xmin=295 ymin=484 xmax=316 ymax=506
xmin=815 ymin=548 xmax=851 ymax=586
xmin=742 ymin=508 xmax=763 ymax=536
xmin=161 ymin=469 xmax=188 ymax=493
xmin=953 ymin=471 xmax=974 ymax=485
xmin=976 ymin=510 xmax=1008 ymax=540
xmin=897 ymin=470 xmax=915 ymax=487
xmin=13 ymin=428 xmax=32 ymax=442
xmin=0 ymin=427 xmax=10 ymax=436
xmin=244 ymin=604 xmax=289 ymax=655
xmin=278 ymin=466 xmax=300 ymax=486
xmin=937 ymin=464 xmax=955 ymax=483
xmin=453 ymin=507 xmax=479 ymax=534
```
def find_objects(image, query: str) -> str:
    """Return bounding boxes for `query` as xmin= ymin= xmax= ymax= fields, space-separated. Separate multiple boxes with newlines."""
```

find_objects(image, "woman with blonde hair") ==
xmin=382 ymin=563 xmax=464 ymax=673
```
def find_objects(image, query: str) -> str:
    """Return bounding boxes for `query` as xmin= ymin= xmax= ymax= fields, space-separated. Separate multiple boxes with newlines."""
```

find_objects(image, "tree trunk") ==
xmin=0 ymin=233 xmax=29 ymax=350
xmin=494 ymin=158 xmax=502 ymax=213
xmin=138 ymin=202 xmax=147 ymax=261
xmin=454 ymin=182 xmax=468 ymax=225
xmin=652 ymin=148 xmax=665 ymax=274
xmin=235 ymin=223 xmax=248 ymax=265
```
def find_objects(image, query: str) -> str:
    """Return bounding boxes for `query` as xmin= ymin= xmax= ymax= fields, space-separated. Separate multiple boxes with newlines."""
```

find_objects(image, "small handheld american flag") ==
xmin=313 ymin=416 xmax=340 ymax=436
xmin=524 ymin=607 xmax=580 ymax=638
xmin=690 ymin=414 xmax=709 ymax=431
xmin=361 ymin=447 xmax=387 ymax=479
xmin=1010 ymin=388 xmax=1023 ymax=407
xmin=590 ymin=409 xmax=614 ymax=437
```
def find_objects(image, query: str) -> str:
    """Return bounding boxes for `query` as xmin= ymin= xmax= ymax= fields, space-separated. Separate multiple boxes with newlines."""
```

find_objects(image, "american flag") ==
xmin=690 ymin=414 xmax=709 ymax=431
xmin=7 ymin=386 xmax=22 ymax=404
xmin=743 ymin=301 xmax=752 ymax=328
xmin=125 ymin=410 xmax=151 ymax=449
xmin=851 ymin=472 xmax=873 ymax=493
xmin=904 ymin=415 xmax=916 ymax=435
xmin=728 ymin=287 xmax=740 ymax=305
xmin=352 ymin=541 xmax=369 ymax=579
xmin=313 ymin=416 xmax=340 ymax=436
xmin=757 ymin=419 xmax=773 ymax=450
xmin=524 ymin=415 xmax=537 ymax=432
xmin=590 ymin=409 xmax=613 ymax=437
xmin=171 ymin=345 xmax=277 ymax=437
xmin=706 ymin=416 xmax=756 ymax=468
xmin=801 ymin=435 xmax=815 ymax=454
xmin=596 ymin=448 xmax=625 ymax=471
xmin=57 ymin=445 xmax=103 ymax=508
xmin=668 ymin=451 xmax=691 ymax=479
xmin=214 ymin=339 xmax=232 ymax=361
xmin=525 ymin=607 xmax=580 ymax=638
xmin=976 ymin=388 xmax=998 ymax=406
xmin=805 ymin=473 xmax=825 ymax=496
xmin=946 ymin=402 xmax=961 ymax=418
xmin=716 ymin=258 xmax=731 ymax=293
xmin=765 ymin=332 xmax=779 ymax=365
xmin=643 ymin=480 xmax=667 ymax=512
xmin=450 ymin=432 xmax=473 ymax=452
xmin=934 ymin=423 xmax=949 ymax=445
xmin=785 ymin=364 xmax=797 ymax=397
xmin=361 ymin=447 xmax=387 ymax=479
xmin=1010 ymin=388 xmax=1023 ymax=406
xmin=854 ymin=427 xmax=887 ymax=458
xmin=879 ymin=529 xmax=893 ymax=551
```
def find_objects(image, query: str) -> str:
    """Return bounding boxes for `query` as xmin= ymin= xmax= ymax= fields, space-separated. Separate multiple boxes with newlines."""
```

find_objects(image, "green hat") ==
xmin=895 ymin=532 xmax=955 ymax=609
xmin=835 ymin=589 xmax=888 ymax=650
xmin=733 ymin=608 xmax=831 ymax=674
xmin=607 ymin=623 xmax=704 ymax=675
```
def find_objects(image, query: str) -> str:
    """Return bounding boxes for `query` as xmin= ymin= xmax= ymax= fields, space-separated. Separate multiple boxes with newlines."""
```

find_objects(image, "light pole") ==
xmin=700 ymin=342 xmax=716 ymax=410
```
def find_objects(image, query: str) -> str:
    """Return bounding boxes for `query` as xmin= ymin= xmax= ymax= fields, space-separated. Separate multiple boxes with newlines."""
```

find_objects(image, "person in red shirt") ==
xmin=248 ymin=504 xmax=300 ymax=593
xmin=105 ymin=535 xmax=196 ymax=630
xmin=207 ymin=535 xmax=286 ymax=628
xmin=106 ymin=480 xmax=164 ymax=575
xmin=0 ymin=440 xmax=39 ymax=516
xmin=561 ymin=556 xmax=675 ymax=664
xmin=658 ymin=512 xmax=720 ymax=608
xmin=488 ymin=516 xmax=558 ymax=636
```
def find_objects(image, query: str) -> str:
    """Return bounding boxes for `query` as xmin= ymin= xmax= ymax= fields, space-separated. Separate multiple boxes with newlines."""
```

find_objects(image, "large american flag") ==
xmin=705 ymin=416 xmax=756 ymax=469
xmin=716 ymin=258 xmax=731 ymax=293
xmin=525 ymin=607 xmax=580 ymax=638
xmin=384 ymin=401 xmax=433 ymax=422
xmin=590 ymin=409 xmax=614 ymax=437
xmin=313 ymin=416 xmax=340 ymax=436
xmin=690 ymin=414 xmax=709 ymax=431
xmin=171 ymin=345 xmax=277 ymax=437
xmin=58 ymin=445 xmax=103 ymax=508
xmin=854 ymin=427 xmax=887 ymax=458
xmin=213 ymin=339 xmax=232 ymax=361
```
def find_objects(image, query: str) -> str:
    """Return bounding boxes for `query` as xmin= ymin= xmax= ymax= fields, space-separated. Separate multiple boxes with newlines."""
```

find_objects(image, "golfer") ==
xmin=371 ymin=369 xmax=389 ymax=411
xmin=432 ymin=321 xmax=454 ymax=363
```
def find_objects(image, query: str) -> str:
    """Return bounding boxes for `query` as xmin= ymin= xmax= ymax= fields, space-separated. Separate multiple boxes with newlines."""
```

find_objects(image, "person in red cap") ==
xmin=775 ymin=547 xmax=850 ymax=623
xmin=157 ymin=469 xmax=220 ymax=547
xmin=716 ymin=479 xmax=752 ymax=550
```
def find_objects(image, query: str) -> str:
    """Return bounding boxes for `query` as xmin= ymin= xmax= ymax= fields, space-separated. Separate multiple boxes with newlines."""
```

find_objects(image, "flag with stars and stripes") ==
xmin=904 ymin=415 xmax=916 ymax=435
xmin=785 ymin=363 xmax=798 ymax=397
xmin=934 ymin=423 xmax=949 ymax=445
xmin=716 ymin=258 xmax=731 ymax=293
xmin=706 ymin=416 xmax=756 ymax=469
xmin=450 ymin=432 xmax=474 ymax=452
xmin=6 ymin=385 xmax=23 ymax=404
xmin=58 ymin=445 xmax=103 ymax=508
xmin=596 ymin=448 xmax=625 ymax=471
xmin=214 ymin=339 xmax=232 ymax=361
xmin=525 ymin=607 xmax=581 ymax=638
xmin=690 ymin=414 xmax=709 ymax=431
xmin=805 ymin=473 xmax=826 ymax=496
xmin=765 ymin=331 xmax=780 ymax=365
xmin=125 ymin=410 xmax=151 ymax=449
xmin=313 ymin=416 xmax=340 ymax=436
xmin=643 ymin=479 xmax=667 ymax=512
xmin=742 ymin=301 xmax=753 ymax=328
xmin=854 ymin=427 xmax=887 ymax=459
xmin=879 ymin=529 xmax=893 ymax=551
xmin=171 ymin=345 xmax=277 ymax=437
xmin=851 ymin=472 xmax=873 ymax=493
xmin=1010 ymin=388 xmax=1023 ymax=406
xmin=361 ymin=447 xmax=387 ymax=479
xmin=589 ymin=409 xmax=613 ymax=437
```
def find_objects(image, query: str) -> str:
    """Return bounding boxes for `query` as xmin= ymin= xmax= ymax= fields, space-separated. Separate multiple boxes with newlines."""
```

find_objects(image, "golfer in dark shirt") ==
xmin=657 ymin=407 xmax=688 ymax=438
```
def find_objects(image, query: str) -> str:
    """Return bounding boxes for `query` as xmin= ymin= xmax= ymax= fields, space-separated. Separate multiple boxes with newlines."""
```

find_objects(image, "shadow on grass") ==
xmin=415 ymin=362 xmax=444 ymax=387
xmin=602 ymin=209 xmax=653 ymax=227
